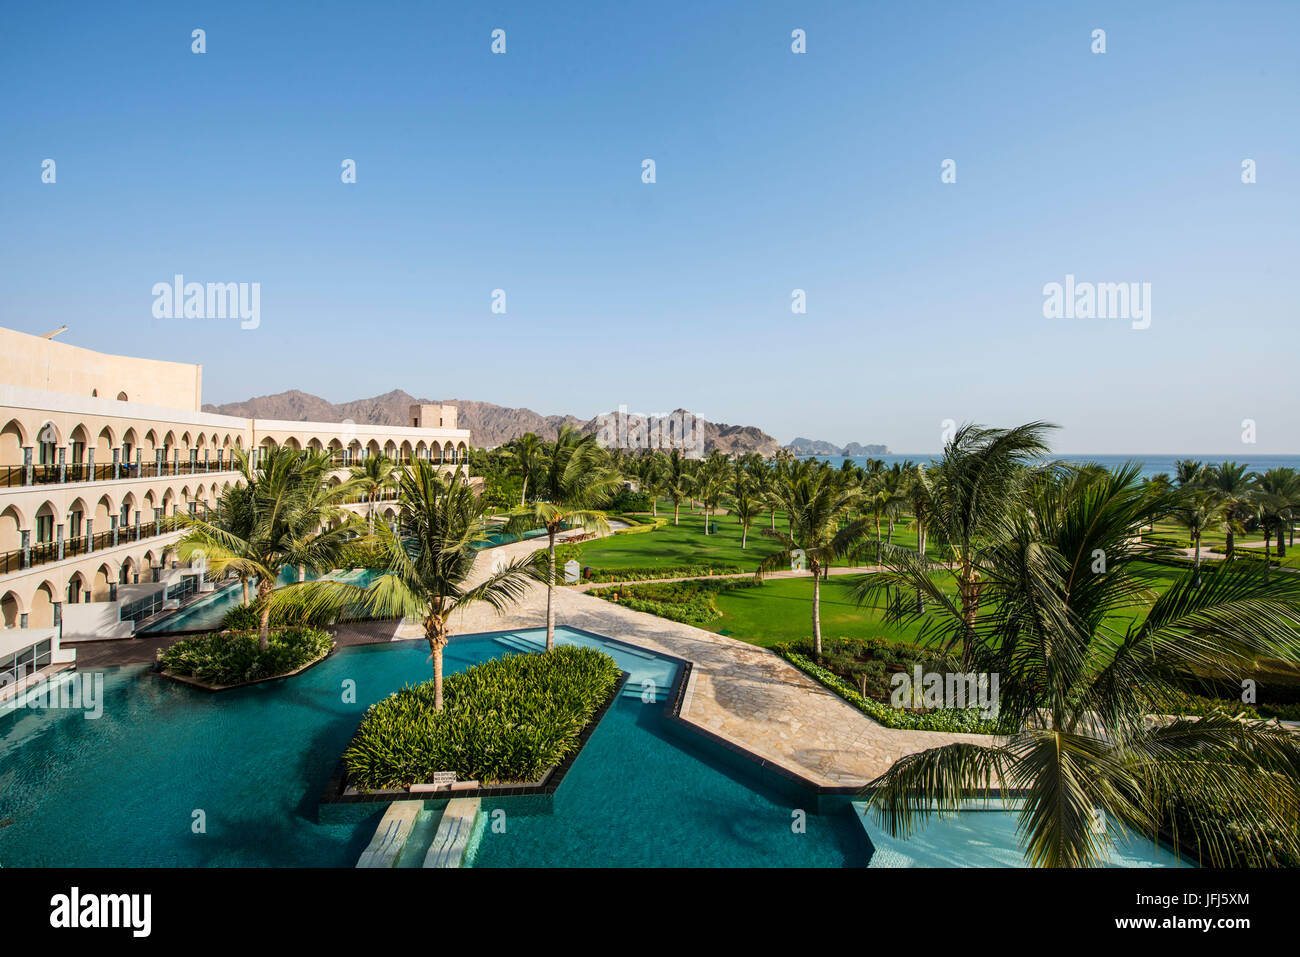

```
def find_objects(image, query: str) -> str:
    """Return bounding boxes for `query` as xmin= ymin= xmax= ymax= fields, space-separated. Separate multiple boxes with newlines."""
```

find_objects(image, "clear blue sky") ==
xmin=2 ymin=1 xmax=1296 ymax=454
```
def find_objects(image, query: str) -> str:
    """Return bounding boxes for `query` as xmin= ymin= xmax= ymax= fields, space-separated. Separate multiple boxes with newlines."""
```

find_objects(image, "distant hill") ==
xmin=202 ymin=389 xmax=783 ymax=456
xmin=787 ymin=437 xmax=891 ymax=457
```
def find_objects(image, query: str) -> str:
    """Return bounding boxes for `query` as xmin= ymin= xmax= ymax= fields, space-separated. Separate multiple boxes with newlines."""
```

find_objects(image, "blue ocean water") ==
xmin=800 ymin=453 xmax=1300 ymax=481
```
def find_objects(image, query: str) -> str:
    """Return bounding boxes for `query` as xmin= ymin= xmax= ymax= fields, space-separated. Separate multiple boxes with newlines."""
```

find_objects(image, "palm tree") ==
xmin=1254 ymin=469 xmax=1299 ymax=575
xmin=171 ymin=447 xmax=358 ymax=648
xmin=1173 ymin=458 xmax=1205 ymax=489
xmin=758 ymin=468 xmax=869 ymax=661
xmin=725 ymin=468 xmax=762 ymax=549
xmin=507 ymin=425 xmax=621 ymax=650
xmin=504 ymin=432 xmax=545 ymax=505
xmin=1171 ymin=487 xmax=1217 ymax=586
xmin=854 ymin=422 xmax=1056 ymax=667
xmin=271 ymin=461 xmax=533 ymax=709
xmin=902 ymin=463 xmax=934 ymax=611
xmin=662 ymin=448 xmax=691 ymax=526
xmin=860 ymin=464 xmax=1300 ymax=868
xmin=1204 ymin=461 xmax=1254 ymax=558
xmin=690 ymin=451 xmax=730 ymax=535
xmin=349 ymin=453 xmax=397 ymax=527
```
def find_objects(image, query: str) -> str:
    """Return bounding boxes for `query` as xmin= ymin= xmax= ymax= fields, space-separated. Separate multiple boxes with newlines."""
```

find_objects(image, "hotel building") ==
xmin=0 ymin=325 xmax=471 ymax=692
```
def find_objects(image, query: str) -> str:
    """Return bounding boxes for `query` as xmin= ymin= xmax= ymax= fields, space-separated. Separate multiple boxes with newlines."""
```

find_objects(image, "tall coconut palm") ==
xmin=349 ymin=453 xmax=397 ymax=526
xmin=860 ymin=464 xmax=1300 ymax=868
xmin=662 ymin=448 xmax=691 ymax=526
xmin=725 ymin=468 xmax=762 ymax=549
xmin=1171 ymin=487 xmax=1217 ymax=586
xmin=171 ymin=447 xmax=358 ymax=648
xmin=504 ymin=432 xmax=546 ymax=505
xmin=758 ymin=468 xmax=869 ymax=660
xmin=506 ymin=424 xmax=621 ymax=650
xmin=690 ymin=451 xmax=730 ymax=536
xmin=271 ymin=460 xmax=533 ymax=709
xmin=1205 ymin=461 xmax=1254 ymax=558
xmin=854 ymin=422 xmax=1056 ymax=667
xmin=1254 ymin=469 xmax=1299 ymax=575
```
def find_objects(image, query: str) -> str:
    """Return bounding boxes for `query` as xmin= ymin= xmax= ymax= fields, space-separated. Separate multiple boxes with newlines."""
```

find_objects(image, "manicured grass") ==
xmin=576 ymin=505 xmax=783 ymax=572
xmin=577 ymin=500 xmax=920 ymax=575
xmin=691 ymin=561 xmax=1187 ymax=649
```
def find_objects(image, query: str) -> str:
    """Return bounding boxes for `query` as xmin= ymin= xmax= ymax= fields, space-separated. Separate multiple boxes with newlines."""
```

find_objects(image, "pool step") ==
xmin=422 ymin=798 xmax=481 ymax=868
xmin=493 ymin=634 xmax=544 ymax=654
xmin=355 ymin=800 xmax=423 ymax=868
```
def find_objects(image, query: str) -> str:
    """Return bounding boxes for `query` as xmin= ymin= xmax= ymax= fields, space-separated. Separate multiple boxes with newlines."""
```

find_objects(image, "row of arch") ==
xmin=256 ymin=435 xmax=468 ymax=462
xmin=1 ymin=547 xmax=184 ymax=629
xmin=1 ymin=416 xmax=245 ymax=465
xmin=1 ymin=481 xmax=235 ymax=553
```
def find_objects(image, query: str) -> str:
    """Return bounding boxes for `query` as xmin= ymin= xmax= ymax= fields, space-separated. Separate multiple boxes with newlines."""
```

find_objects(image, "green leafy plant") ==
xmin=158 ymin=627 xmax=333 ymax=686
xmin=343 ymin=645 xmax=621 ymax=787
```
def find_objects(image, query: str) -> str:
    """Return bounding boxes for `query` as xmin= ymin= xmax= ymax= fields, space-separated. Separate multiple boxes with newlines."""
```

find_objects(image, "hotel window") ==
xmin=38 ymin=439 xmax=57 ymax=465
xmin=68 ymin=510 xmax=83 ymax=539
xmin=71 ymin=440 xmax=86 ymax=463
xmin=35 ymin=514 xmax=54 ymax=543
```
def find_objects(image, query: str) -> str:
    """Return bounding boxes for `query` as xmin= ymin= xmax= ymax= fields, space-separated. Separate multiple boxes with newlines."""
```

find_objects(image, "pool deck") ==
xmin=416 ymin=534 xmax=995 ymax=791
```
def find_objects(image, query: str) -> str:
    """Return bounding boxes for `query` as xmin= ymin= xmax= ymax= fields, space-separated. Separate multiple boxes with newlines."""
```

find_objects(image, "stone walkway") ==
xmin=405 ymin=534 xmax=994 ymax=790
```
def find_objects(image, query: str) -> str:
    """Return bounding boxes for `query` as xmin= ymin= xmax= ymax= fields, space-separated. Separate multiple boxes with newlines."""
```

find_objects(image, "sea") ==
xmin=797 ymin=453 xmax=1300 ymax=481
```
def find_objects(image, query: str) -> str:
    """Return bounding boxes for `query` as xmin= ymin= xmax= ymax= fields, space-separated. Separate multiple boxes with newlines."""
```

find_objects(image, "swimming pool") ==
xmin=137 ymin=567 xmax=378 ymax=634
xmin=0 ymin=627 xmax=1190 ymax=868
xmin=853 ymin=800 xmax=1192 ymax=868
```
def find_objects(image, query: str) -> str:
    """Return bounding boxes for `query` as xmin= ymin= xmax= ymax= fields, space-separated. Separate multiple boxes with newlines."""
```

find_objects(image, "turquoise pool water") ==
xmin=0 ymin=627 xmax=862 ymax=867
xmin=854 ymin=800 xmax=1192 ymax=868
xmin=0 ymin=627 xmax=1191 ymax=868
xmin=138 ymin=568 xmax=377 ymax=634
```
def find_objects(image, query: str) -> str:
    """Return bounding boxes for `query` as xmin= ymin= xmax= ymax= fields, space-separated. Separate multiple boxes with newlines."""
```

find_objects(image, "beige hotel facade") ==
xmin=0 ymin=324 xmax=471 ymax=693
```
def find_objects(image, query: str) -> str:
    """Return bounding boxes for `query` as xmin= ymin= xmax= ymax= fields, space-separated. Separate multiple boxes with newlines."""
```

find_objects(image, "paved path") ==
xmin=402 ymin=534 xmax=993 ymax=789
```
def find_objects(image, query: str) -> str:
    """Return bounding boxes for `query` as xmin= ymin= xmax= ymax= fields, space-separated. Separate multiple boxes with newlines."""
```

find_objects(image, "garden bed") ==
xmin=589 ymin=577 xmax=760 ymax=623
xmin=156 ymin=627 xmax=335 ymax=691
xmin=332 ymin=646 xmax=624 ymax=797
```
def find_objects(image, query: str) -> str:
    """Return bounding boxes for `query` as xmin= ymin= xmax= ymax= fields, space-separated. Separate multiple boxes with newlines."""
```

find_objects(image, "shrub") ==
xmin=589 ymin=577 xmax=759 ymax=624
xmin=608 ymin=488 xmax=653 ymax=512
xmin=158 ymin=627 xmax=334 ymax=686
xmin=774 ymin=644 xmax=1008 ymax=734
xmin=343 ymin=645 xmax=621 ymax=788
xmin=579 ymin=563 xmax=745 ymax=584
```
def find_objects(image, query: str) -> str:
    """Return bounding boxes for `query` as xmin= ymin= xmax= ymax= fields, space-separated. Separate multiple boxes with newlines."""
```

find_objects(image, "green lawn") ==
xmin=575 ymin=501 xmax=921 ymax=574
xmin=694 ymin=561 xmax=1187 ymax=649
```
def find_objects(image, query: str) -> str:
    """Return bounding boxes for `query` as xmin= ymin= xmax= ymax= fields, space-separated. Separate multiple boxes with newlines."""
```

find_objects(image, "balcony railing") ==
xmin=0 ymin=508 xmax=214 ymax=576
xmin=0 ymin=460 xmax=237 ymax=489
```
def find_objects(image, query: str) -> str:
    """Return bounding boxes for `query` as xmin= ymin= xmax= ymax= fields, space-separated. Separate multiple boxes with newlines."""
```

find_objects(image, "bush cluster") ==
xmin=343 ymin=645 xmax=622 ymax=788
xmin=158 ymin=627 xmax=334 ymax=686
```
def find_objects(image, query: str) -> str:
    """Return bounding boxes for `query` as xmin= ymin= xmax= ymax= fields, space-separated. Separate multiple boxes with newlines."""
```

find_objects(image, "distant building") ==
xmin=0 ymin=325 xmax=471 ymax=688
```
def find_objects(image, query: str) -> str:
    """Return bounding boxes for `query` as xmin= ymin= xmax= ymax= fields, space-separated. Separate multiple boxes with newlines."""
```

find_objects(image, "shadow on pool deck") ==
xmin=65 ymin=619 xmax=405 ymax=669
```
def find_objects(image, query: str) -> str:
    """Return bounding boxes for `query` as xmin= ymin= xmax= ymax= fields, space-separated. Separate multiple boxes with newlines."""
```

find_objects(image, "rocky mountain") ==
xmin=787 ymin=437 xmax=891 ymax=457
xmin=202 ymin=389 xmax=783 ymax=456
xmin=842 ymin=442 xmax=890 ymax=457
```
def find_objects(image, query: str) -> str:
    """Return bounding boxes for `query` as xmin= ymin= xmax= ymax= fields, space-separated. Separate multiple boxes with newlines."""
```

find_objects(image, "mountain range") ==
xmin=203 ymin=389 xmax=801 ymax=456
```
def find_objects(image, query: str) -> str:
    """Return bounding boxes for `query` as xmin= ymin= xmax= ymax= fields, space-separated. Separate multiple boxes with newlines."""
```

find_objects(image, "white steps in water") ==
xmin=355 ymin=800 xmax=423 ymax=868
xmin=423 ymin=798 xmax=481 ymax=868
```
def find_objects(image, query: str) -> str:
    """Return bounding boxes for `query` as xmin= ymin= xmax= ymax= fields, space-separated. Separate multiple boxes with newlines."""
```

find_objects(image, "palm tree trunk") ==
xmin=241 ymin=578 xmax=249 ymax=606
xmin=1193 ymin=532 xmax=1201 ymax=587
xmin=811 ymin=565 xmax=823 ymax=662
xmin=431 ymin=638 xmax=445 ymax=710
xmin=520 ymin=476 xmax=528 ymax=506
xmin=770 ymin=508 xmax=776 ymax=531
xmin=674 ymin=501 xmax=680 ymax=525
xmin=741 ymin=524 xmax=747 ymax=549
xmin=1278 ymin=523 xmax=1287 ymax=558
xmin=1263 ymin=527 xmax=1272 ymax=582
xmin=1226 ymin=525 xmax=1235 ymax=559
xmin=257 ymin=580 xmax=274 ymax=650
xmin=546 ymin=531 xmax=557 ymax=651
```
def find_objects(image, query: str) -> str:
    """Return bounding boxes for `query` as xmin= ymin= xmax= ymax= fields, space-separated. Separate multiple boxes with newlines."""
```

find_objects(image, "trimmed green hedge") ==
xmin=158 ymin=627 xmax=334 ymax=686
xmin=775 ymin=645 xmax=1008 ymax=734
xmin=343 ymin=645 xmax=622 ymax=788
xmin=577 ymin=562 xmax=745 ymax=584
xmin=589 ymin=577 xmax=760 ymax=624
